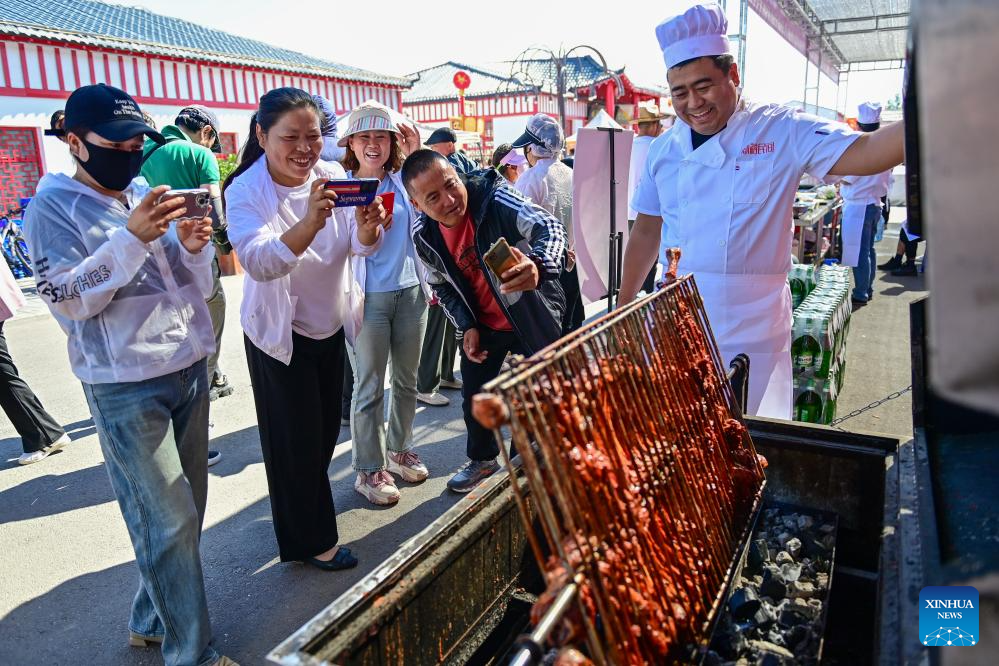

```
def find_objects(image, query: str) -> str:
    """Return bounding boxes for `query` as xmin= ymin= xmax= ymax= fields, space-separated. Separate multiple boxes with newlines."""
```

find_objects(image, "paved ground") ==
xmin=0 ymin=213 xmax=924 ymax=665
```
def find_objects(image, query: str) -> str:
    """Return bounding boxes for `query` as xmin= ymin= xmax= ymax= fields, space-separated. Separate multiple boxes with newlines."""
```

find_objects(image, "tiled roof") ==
xmin=507 ymin=55 xmax=609 ymax=92
xmin=403 ymin=62 xmax=531 ymax=103
xmin=0 ymin=0 xmax=410 ymax=87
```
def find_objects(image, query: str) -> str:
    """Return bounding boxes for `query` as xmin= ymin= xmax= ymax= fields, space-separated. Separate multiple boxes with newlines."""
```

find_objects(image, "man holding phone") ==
xmin=402 ymin=149 xmax=566 ymax=493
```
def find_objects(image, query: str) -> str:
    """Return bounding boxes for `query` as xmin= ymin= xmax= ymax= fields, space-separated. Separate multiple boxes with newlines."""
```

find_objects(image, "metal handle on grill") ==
xmin=508 ymin=581 xmax=579 ymax=666
xmin=726 ymin=353 xmax=751 ymax=415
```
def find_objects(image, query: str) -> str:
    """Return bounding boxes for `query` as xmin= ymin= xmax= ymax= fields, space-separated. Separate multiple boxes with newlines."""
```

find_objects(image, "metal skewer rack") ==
xmin=475 ymin=274 xmax=767 ymax=664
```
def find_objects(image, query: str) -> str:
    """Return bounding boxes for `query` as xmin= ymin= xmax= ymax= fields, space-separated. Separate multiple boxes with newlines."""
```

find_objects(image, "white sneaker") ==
xmin=387 ymin=449 xmax=429 ymax=483
xmin=439 ymin=378 xmax=463 ymax=390
xmin=18 ymin=433 xmax=71 ymax=465
xmin=416 ymin=391 xmax=450 ymax=407
xmin=354 ymin=471 xmax=401 ymax=505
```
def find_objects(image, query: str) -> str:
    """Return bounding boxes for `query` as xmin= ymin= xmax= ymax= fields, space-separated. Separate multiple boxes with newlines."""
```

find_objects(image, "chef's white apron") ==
xmin=839 ymin=201 xmax=868 ymax=267
xmin=694 ymin=272 xmax=793 ymax=419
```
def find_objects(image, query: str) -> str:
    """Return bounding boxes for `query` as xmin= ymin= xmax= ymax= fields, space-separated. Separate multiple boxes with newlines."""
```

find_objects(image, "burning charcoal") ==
xmin=778 ymin=605 xmax=810 ymax=628
xmin=791 ymin=597 xmax=818 ymax=619
xmin=747 ymin=538 xmax=769 ymax=573
xmin=784 ymin=538 xmax=802 ymax=559
xmin=775 ymin=550 xmax=794 ymax=566
xmin=796 ymin=514 xmax=814 ymax=530
xmin=760 ymin=567 xmax=788 ymax=600
xmin=711 ymin=614 xmax=747 ymax=660
xmin=753 ymin=600 xmax=777 ymax=629
xmin=790 ymin=581 xmax=816 ymax=599
xmin=780 ymin=562 xmax=802 ymax=583
xmin=730 ymin=587 xmax=762 ymax=621
xmin=787 ymin=624 xmax=812 ymax=652
xmin=749 ymin=640 xmax=795 ymax=659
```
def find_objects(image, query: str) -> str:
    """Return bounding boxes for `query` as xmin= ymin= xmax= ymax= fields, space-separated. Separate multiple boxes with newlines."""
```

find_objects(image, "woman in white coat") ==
xmin=223 ymin=88 xmax=388 ymax=571
xmin=339 ymin=102 xmax=430 ymax=506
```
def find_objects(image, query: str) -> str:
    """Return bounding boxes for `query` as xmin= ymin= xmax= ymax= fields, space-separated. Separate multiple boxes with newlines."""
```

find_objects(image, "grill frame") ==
xmin=479 ymin=275 xmax=768 ymax=663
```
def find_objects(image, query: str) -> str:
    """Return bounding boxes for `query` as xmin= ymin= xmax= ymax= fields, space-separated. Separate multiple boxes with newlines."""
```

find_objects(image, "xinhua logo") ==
xmin=919 ymin=586 xmax=979 ymax=647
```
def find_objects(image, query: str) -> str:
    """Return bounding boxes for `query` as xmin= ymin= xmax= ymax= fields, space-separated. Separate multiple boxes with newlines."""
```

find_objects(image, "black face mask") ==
xmin=76 ymin=139 xmax=144 ymax=191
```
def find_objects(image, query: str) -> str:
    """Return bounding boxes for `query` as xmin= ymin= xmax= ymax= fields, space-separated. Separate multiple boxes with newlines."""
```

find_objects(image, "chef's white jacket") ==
xmin=839 ymin=170 xmax=892 ymax=266
xmin=632 ymin=99 xmax=859 ymax=418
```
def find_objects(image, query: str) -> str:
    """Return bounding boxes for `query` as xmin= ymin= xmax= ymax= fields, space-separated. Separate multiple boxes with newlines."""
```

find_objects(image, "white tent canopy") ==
xmin=567 ymin=109 xmax=626 ymax=146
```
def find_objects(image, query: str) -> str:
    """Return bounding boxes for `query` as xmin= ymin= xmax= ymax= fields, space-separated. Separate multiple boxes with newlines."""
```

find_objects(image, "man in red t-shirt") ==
xmin=403 ymin=149 xmax=567 ymax=493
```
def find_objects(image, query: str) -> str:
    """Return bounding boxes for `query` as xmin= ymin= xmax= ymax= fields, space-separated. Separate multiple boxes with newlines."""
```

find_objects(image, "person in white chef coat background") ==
xmin=620 ymin=3 xmax=905 ymax=419
xmin=838 ymin=102 xmax=893 ymax=308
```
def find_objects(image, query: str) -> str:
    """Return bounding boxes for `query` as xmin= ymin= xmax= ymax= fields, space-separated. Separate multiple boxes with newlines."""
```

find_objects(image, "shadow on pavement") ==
xmin=0 ymin=462 xmax=115 ymax=523
xmin=1 ymin=422 xmax=469 ymax=666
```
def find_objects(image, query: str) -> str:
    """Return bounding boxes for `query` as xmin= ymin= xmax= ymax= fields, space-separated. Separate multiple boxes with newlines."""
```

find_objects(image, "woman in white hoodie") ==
xmin=339 ymin=102 xmax=431 ymax=506
xmin=223 ymin=88 xmax=387 ymax=571
xmin=23 ymin=84 xmax=230 ymax=666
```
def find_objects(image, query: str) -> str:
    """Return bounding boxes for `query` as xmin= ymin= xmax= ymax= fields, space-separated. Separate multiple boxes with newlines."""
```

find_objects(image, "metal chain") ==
xmin=830 ymin=385 xmax=913 ymax=427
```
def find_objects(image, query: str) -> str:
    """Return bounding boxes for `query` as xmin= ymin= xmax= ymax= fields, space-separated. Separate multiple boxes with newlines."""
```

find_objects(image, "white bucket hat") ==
xmin=337 ymin=101 xmax=400 ymax=147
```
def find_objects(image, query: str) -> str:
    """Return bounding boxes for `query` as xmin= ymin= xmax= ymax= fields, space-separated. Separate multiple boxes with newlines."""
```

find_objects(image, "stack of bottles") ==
xmin=791 ymin=265 xmax=851 ymax=424
xmin=788 ymin=263 xmax=818 ymax=309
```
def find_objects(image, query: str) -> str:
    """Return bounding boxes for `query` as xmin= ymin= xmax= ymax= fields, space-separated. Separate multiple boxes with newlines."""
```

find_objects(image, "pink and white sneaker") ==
xmin=354 ymin=471 xmax=401 ymax=505
xmin=387 ymin=449 xmax=429 ymax=483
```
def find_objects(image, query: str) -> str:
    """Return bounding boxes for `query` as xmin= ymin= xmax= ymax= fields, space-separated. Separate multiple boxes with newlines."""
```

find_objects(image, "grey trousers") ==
xmin=417 ymin=303 xmax=457 ymax=394
xmin=205 ymin=256 xmax=225 ymax=383
xmin=349 ymin=286 xmax=428 ymax=472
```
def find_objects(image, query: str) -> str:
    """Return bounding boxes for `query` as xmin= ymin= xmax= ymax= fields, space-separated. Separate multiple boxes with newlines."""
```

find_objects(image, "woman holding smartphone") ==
xmin=23 ymin=84 xmax=232 ymax=666
xmin=339 ymin=101 xmax=429 ymax=506
xmin=224 ymin=88 xmax=388 ymax=571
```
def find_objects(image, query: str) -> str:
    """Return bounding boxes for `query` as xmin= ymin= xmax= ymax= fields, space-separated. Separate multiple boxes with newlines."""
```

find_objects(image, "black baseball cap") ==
xmin=426 ymin=127 xmax=457 ymax=145
xmin=64 ymin=84 xmax=164 ymax=144
xmin=176 ymin=105 xmax=223 ymax=153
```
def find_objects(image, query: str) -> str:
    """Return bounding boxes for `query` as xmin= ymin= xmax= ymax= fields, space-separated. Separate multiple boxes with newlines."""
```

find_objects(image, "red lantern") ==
xmin=453 ymin=71 xmax=471 ymax=91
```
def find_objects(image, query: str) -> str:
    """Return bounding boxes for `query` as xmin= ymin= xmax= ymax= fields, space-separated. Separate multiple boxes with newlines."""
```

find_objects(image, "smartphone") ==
xmin=324 ymin=178 xmax=379 ymax=207
xmin=157 ymin=189 xmax=211 ymax=221
xmin=483 ymin=237 xmax=519 ymax=281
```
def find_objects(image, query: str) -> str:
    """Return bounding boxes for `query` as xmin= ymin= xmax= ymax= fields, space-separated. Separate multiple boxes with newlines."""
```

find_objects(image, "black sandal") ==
xmin=304 ymin=546 xmax=358 ymax=571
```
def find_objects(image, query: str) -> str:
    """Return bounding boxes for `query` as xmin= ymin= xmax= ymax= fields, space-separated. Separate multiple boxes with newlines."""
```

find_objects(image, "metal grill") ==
xmin=473 ymin=275 xmax=767 ymax=665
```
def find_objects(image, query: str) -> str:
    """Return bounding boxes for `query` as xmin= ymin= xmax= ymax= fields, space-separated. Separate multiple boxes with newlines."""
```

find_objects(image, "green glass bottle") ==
xmin=792 ymin=317 xmax=821 ymax=375
xmin=795 ymin=381 xmax=823 ymax=423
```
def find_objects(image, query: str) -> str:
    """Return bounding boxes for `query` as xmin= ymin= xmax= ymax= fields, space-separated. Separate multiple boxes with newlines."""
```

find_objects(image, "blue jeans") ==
xmin=350 ymin=286 xmax=427 ymax=472
xmin=851 ymin=203 xmax=880 ymax=302
xmin=83 ymin=359 xmax=217 ymax=666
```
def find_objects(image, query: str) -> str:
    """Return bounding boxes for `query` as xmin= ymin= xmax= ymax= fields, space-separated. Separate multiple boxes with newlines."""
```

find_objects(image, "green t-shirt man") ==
xmin=141 ymin=124 xmax=220 ymax=189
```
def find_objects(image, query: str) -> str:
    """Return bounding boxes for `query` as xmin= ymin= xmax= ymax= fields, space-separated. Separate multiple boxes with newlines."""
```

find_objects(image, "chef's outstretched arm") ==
xmin=828 ymin=121 xmax=904 ymax=177
xmin=618 ymin=213 xmax=663 ymax=305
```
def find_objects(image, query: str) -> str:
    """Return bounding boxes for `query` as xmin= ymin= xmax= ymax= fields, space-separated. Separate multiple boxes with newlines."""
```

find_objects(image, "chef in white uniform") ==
xmin=620 ymin=3 xmax=904 ymax=418
xmin=839 ymin=102 xmax=893 ymax=306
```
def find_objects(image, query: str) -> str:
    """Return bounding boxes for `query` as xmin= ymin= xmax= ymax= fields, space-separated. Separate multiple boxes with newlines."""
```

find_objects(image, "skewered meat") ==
xmin=473 ymin=275 xmax=766 ymax=664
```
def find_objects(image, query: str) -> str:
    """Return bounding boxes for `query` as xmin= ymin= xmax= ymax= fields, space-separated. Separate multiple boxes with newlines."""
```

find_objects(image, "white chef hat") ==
xmin=857 ymin=102 xmax=882 ymax=125
xmin=655 ymin=3 xmax=730 ymax=70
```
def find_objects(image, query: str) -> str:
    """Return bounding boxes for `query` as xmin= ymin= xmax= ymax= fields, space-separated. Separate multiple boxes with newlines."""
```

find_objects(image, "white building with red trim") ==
xmin=0 ymin=0 xmax=410 ymax=210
